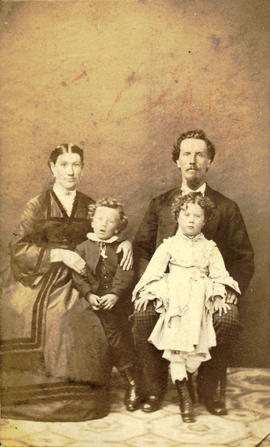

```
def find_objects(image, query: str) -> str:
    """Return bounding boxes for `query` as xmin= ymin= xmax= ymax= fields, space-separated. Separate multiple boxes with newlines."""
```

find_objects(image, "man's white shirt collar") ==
xmin=181 ymin=182 xmax=206 ymax=196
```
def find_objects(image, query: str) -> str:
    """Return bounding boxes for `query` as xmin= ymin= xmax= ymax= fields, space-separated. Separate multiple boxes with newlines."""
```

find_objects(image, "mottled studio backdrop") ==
xmin=0 ymin=0 xmax=269 ymax=366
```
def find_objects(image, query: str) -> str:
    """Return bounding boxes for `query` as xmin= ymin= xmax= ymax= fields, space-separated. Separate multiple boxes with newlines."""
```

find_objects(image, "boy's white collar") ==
xmin=86 ymin=232 xmax=119 ymax=244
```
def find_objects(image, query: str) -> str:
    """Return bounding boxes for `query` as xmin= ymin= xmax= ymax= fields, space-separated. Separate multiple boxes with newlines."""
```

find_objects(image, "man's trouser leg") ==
xmin=198 ymin=304 xmax=241 ymax=403
xmin=132 ymin=302 xmax=169 ymax=399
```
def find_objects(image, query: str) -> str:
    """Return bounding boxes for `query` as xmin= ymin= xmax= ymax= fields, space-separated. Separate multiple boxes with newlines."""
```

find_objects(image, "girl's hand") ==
xmin=225 ymin=289 xmax=238 ymax=305
xmin=117 ymin=240 xmax=133 ymax=270
xmin=134 ymin=296 xmax=149 ymax=312
xmin=52 ymin=249 xmax=86 ymax=274
xmin=87 ymin=293 xmax=101 ymax=311
xmin=99 ymin=294 xmax=119 ymax=310
xmin=213 ymin=296 xmax=231 ymax=316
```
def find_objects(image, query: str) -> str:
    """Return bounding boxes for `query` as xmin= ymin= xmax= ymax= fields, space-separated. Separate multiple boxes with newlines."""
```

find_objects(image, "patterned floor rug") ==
xmin=1 ymin=368 xmax=270 ymax=447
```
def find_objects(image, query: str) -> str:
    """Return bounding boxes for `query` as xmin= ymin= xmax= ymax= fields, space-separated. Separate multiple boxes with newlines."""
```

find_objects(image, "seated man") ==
xmin=133 ymin=129 xmax=254 ymax=415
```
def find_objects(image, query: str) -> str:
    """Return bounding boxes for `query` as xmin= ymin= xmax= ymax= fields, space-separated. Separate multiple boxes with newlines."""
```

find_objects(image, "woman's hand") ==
xmin=61 ymin=250 xmax=86 ymax=274
xmin=51 ymin=249 xmax=86 ymax=274
xmin=116 ymin=240 xmax=133 ymax=271
xmin=213 ymin=296 xmax=231 ymax=316
xmin=87 ymin=293 xmax=101 ymax=311
xmin=134 ymin=295 xmax=149 ymax=312
xmin=99 ymin=294 xmax=119 ymax=310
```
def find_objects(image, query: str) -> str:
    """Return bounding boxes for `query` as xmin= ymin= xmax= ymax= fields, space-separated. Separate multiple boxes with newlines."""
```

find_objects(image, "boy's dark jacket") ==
xmin=72 ymin=239 xmax=135 ymax=299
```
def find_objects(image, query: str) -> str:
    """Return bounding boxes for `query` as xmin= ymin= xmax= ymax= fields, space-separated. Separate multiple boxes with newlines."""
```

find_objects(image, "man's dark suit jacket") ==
xmin=134 ymin=185 xmax=254 ymax=297
xmin=72 ymin=239 xmax=135 ymax=300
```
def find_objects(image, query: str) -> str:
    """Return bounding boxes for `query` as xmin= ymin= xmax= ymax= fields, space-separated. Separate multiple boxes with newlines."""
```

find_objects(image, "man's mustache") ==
xmin=187 ymin=166 xmax=199 ymax=171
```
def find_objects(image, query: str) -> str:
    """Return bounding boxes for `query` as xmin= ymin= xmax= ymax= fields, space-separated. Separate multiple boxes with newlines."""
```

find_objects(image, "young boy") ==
xmin=72 ymin=197 xmax=139 ymax=411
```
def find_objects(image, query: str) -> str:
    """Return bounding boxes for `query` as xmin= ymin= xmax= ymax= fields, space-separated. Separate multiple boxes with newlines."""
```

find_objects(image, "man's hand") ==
xmin=87 ymin=293 xmax=101 ymax=310
xmin=134 ymin=296 xmax=149 ymax=312
xmin=99 ymin=294 xmax=119 ymax=310
xmin=117 ymin=240 xmax=133 ymax=270
xmin=213 ymin=296 xmax=231 ymax=316
xmin=225 ymin=289 xmax=238 ymax=304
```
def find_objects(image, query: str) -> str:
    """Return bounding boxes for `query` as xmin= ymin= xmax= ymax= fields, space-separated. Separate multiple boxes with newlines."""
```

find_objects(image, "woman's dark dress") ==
xmin=0 ymin=189 xmax=112 ymax=421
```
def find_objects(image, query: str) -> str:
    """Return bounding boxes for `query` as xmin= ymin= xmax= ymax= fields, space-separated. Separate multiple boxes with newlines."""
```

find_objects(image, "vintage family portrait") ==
xmin=0 ymin=0 xmax=269 ymax=446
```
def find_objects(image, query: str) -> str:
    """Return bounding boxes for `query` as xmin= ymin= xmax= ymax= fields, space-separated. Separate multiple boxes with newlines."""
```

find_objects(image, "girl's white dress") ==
xmin=132 ymin=231 xmax=240 ymax=364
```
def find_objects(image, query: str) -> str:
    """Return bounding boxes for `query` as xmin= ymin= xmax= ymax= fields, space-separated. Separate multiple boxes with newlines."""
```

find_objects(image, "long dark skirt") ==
xmin=0 ymin=264 xmax=112 ymax=421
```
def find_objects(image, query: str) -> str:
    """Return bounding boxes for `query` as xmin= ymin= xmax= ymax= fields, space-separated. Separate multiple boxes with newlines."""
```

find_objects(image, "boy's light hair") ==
xmin=88 ymin=198 xmax=128 ymax=233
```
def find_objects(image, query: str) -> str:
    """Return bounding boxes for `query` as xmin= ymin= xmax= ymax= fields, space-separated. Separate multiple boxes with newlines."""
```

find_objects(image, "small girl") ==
xmin=132 ymin=192 xmax=240 ymax=423
xmin=72 ymin=198 xmax=139 ymax=412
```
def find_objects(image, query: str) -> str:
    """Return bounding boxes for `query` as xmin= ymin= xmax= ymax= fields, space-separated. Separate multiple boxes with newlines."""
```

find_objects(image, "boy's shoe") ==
xmin=119 ymin=367 xmax=141 ymax=411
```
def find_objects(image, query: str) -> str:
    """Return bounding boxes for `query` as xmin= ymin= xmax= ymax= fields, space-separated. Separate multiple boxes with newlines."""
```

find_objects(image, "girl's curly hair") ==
xmin=171 ymin=192 xmax=216 ymax=223
xmin=88 ymin=197 xmax=128 ymax=233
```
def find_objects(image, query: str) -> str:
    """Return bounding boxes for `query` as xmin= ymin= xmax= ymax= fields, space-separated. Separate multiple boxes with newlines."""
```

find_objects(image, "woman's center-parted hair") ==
xmin=88 ymin=198 xmax=128 ymax=233
xmin=171 ymin=192 xmax=216 ymax=224
xmin=48 ymin=144 xmax=84 ymax=168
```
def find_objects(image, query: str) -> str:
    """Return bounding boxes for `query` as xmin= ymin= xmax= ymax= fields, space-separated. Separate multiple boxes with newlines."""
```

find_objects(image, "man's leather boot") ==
xmin=197 ymin=369 xmax=227 ymax=416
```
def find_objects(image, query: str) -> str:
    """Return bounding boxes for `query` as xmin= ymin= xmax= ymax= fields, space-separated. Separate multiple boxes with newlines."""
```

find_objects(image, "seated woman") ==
xmin=0 ymin=144 xmax=132 ymax=422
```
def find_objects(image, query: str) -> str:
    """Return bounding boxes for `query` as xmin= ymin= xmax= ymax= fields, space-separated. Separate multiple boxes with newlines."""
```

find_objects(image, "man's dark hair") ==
xmin=172 ymin=129 xmax=216 ymax=163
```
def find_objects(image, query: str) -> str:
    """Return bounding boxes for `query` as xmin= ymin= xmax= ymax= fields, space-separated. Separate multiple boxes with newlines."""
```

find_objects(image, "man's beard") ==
xmin=186 ymin=176 xmax=203 ymax=189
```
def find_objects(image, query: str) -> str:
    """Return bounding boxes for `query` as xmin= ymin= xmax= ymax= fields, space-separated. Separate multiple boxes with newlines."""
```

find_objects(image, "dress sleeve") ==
xmin=9 ymin=195 xmax=51 ymax=286
xmin=208 ymin=243 xmax=241 ymax=297
xmin=132 ymin=240 xmax=171 ymax=301
xmin=72 ymin=243 xmax=93 ymax=297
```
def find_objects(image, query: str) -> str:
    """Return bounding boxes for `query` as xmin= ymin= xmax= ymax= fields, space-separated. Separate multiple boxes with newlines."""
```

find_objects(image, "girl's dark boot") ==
xmin=187 ymin=372 xmax=195 ymax=403
xmin=175 ymin=379 xmax=195 ymax=423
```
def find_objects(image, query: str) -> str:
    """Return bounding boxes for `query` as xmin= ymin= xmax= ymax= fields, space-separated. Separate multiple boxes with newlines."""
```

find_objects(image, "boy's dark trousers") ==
xmin=95 ymin=303 xmax=136 ymax=371
xmin=96 ymin=302 xmax=140 ymax=411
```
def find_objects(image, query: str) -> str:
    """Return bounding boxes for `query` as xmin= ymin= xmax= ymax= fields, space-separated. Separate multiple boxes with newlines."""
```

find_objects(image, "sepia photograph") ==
xmin=0 ymin=0 xmax=270 ymax=446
